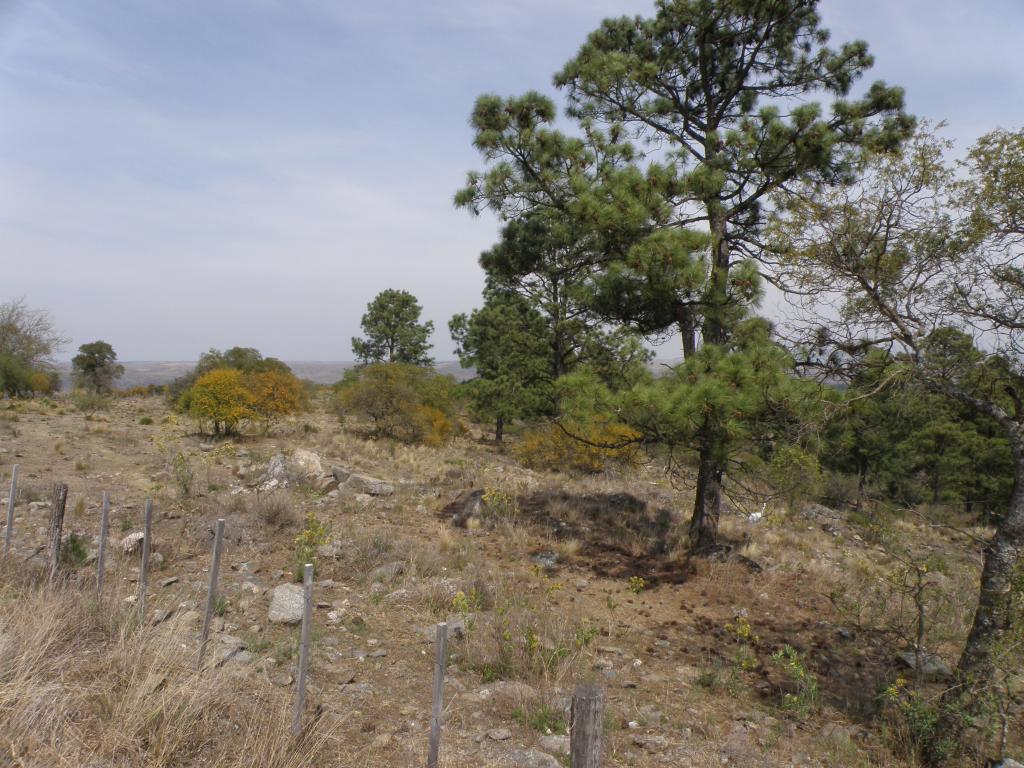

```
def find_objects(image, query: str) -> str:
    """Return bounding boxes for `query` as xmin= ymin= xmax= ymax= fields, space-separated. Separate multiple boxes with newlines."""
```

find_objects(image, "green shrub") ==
xmin=768 ymin=445 xmax=823 ymax=508
xmin=72 ymin=389 xmax=111 ymax=413
xmin=294 ymin=511 xmax=330 ymax=581
xmin=171 ymin=451 xmax=194 ymax=499
xmin=335 ymin=363 xmax=458 ymax=444
xmin=61 ymin=532 xmax=89 ymax=568
xmin=771 ymin=644 xmax=819 ymax=718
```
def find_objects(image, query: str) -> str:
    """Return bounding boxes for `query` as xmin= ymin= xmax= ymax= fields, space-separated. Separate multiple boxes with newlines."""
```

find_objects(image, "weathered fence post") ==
xmin=197 ymin=518 xmax=226 ymax=669
xmin=3 ymin=463 xmax=19 ymax=558
xmin=570 ymin=682 xmax=604 ymax=768
xmin=291 ymin=562 xmax=313 ymax=736
xmin=47 ymin=483 xmax=69 ymax=582
xmin=96 ymin=491 xmax=110 ymax=592
xmin=426 ymin=621 xmax=449 ymax=768
xmin=137 ymin=499 xmax=153 ymax=622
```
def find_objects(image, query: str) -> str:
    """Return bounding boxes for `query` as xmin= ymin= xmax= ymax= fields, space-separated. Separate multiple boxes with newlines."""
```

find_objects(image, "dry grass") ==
xmin=0 ymin=562 xmax=349 ymax=768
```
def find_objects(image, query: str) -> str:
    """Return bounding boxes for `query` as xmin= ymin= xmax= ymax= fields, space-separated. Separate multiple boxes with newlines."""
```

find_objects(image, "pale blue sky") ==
xmin=2 ymin=0 xmax=1022 ymax=360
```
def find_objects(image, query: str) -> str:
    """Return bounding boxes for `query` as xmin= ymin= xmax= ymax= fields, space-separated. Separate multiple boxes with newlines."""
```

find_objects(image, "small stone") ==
xmin=538 ymin=734 xmax=569 ymax=756
xmin=508 ymin=748 xmax=562 ymax=768
xmin=487 ymin=728 xmax=512 ymax=741
xmin=632 ymin=734 xmax=668 ymax=752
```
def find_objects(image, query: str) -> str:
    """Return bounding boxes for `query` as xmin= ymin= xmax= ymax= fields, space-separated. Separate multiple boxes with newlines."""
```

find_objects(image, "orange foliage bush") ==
xmin=514 ymin=419 xmax=641 ymax=474
xmin=248 ymin=369 xmax=305 ymax=424
xmin=182 ymin=369 xmax=255 ymax=435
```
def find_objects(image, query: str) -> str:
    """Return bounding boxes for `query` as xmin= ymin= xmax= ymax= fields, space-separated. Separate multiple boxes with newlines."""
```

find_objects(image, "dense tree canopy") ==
xmin=72 ymin=341 xmax=124 ymax=394
xmin=772 ymin=124 xmax=1024 ymax=763
xmin=458 ymin=0 xmax=912 ymax=550
xmin=0 ymin=298 xmax=66 ymax=397
xmin=352 ymin=289 xmax=434 ymax=366
xmin=450 ymin=291 xmax=554 ymax=441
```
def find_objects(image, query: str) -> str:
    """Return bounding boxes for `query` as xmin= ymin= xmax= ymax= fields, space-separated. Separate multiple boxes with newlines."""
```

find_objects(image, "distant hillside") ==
xmin=54 ymin=360 xmax=475 ymax=389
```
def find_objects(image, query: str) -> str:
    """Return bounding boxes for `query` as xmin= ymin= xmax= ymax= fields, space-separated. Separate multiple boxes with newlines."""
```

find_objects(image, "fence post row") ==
xmin=198 ymin=518 xmax=226 ymax=669
xmin=4 ymin=464 xmax=19 ymax=558
xmin=570 ymin=682 xmax=604 ymax=768
xmin=47 ymin=483 xmax=69 ymax=583
xmin=291 ymin=562 xmax=314 ymax=736
xmin=137 ymin=499 xmax=153 ymax=622
xmin=426 ymin=621 xmax=448 ymax=768
xmin=5 ymin=474 xmax=609 ymax=764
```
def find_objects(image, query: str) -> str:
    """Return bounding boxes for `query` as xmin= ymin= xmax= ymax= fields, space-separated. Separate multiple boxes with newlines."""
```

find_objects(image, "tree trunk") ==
xmin=675 ymin=304 xmax=696 ymax=359
xmin=495 ymin=415 xmax=504 ymax=443
xmin=924 ymin=425 xmax=1024 ymax=765
xmin=957 ymin=487 xmax=1023 ymax=676
xmin=689 ymin=441 xmax=722 ymax=553
xmin=855 ymin=458 xmax=867 ymax=515
xmin=686 ymin=183 xmax=731 ymax=553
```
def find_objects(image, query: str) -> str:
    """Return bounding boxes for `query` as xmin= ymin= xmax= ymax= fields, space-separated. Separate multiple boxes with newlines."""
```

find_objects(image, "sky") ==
xmin=2 ymin=0 xmax=1022 ymax=362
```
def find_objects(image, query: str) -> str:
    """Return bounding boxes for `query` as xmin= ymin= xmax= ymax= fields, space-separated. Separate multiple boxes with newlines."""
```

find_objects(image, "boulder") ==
xmin=120 ymin=532 xmax=146 ymax=555
xmin=478 ymin=680 xmax=540 ymax=705
xmin=800 ymin=502 xmax=843 ymax=521
xmin=290 ymin=449 xmax=323 ymax=478
xmin=268 ymin=584 xmax=305 ymax=624
xmin=369 ymin=561 xmax=404 ymax=583
xmin=529 ymin=551 xmax=559 ymax=572
xmin=444 ymin=489 xmax=485 ymax=528
xmin=266 ymin=454 xmax=287 ymax=480
xmin=265 ymin=450 xmax=324 ymax=485
xmin=342 ymin=473 xmax=394 ymax=497
xmin=537 ymin=734 xmax=569 ymax=757
xmin=895 ymin=650 xmax=952 ymax=680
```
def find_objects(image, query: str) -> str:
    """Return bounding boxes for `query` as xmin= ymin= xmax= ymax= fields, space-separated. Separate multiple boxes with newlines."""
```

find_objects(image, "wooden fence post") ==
xmin=291 ymin=562 xmax=313 ymax=736
xmin=197 ymin=518 xmax=226 ymax=669
xmin=137 ymin=499 xmax=153 ymax=622
xmin=3 ymin=463 xmax=18 ymax=558
xmin=47 ymin=483 xmax=69 ymax=582
xmin=426 ymin=621 xmax=449 ymax=768
xmin=570 ymin=682 xmax=604 ymax=768
xmin=96 ymin=491 xmax=110 ymax=592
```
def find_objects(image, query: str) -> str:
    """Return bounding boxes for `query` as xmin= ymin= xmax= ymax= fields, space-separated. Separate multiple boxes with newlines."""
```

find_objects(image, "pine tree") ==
xmin=459 ymin=0 xmax=912 ymax=550
xmin=450 ymin=292 xmax=553 ymax=441
xmin=352 ymin=289 xmax=434 ymax=366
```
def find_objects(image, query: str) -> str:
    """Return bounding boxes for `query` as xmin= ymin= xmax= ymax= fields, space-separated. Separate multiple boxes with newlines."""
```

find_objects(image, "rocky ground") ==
xmin=0 ymin=394 xmax=1015 ymax=767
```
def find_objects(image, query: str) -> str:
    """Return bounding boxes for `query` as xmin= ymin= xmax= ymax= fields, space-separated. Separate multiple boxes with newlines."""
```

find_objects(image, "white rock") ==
xmin=268 ymin=584 xmax=305 ymax=624
xmin=120 ymin=532 xmax=145 ymax=555
xmin=289 ymin=449 xmax=323 ymax=478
